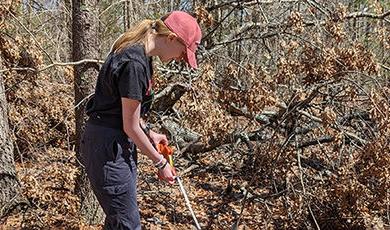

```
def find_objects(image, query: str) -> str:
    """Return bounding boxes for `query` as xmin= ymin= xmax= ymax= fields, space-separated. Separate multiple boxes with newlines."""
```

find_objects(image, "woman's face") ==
xmin=159 ymin=34 xmax=187 ymax=64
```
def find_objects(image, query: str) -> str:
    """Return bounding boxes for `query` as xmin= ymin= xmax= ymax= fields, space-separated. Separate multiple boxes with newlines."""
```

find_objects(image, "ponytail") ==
xmin=111 ymin=17 xmax=173 ymax=53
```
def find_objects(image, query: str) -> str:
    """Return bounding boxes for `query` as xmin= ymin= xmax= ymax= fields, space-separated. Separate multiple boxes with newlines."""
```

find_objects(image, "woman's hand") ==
xmin=149 ymin=130 xmax=168 ymax=146
xmin=157 ymin=161 xmax=176 ymax=184
xmin=147 ymin=130 xmax=175 ymax=183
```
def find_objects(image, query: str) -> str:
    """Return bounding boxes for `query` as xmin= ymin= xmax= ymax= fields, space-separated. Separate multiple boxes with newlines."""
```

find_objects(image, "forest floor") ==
xmin=1 ymin=145 xmax=265 ymax=230
xmin=2 ymin=142 xmax=388 ymax=229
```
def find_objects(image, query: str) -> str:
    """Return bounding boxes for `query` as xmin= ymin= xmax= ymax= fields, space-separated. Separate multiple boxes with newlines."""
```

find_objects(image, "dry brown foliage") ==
xmin=1 ymin=0 xmax=389 ymax=229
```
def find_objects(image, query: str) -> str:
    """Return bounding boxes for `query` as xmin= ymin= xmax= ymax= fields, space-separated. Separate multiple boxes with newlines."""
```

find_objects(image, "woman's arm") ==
xmin=121 ymin=97 xmax=175 ymax=183
xmin=140 ymin=117 xmax=169 ymax=147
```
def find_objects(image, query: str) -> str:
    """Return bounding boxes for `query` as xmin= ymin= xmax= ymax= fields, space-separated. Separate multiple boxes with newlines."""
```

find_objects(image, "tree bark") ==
xmin=72 ymin=0 xmax=104 ymax=224
xmin=0 ymin=73 xmax=23 ymax=219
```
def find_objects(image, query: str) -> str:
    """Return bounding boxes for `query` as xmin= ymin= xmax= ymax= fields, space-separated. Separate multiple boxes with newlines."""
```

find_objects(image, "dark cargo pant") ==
xmin=81 ymin=122 xmax=141 ymax=230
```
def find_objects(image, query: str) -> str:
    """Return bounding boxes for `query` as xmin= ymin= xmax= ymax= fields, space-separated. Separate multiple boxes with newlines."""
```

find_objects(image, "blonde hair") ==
xmin=111 ymin=18 xmax=173 ymax=53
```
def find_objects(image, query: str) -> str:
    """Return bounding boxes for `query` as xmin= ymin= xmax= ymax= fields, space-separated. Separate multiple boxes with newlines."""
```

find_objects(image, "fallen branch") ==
xmin=298 ymin=136 xmax=335 ymax=148
xmin=153 ymin=83 xmax=191 ymax=112
xmin=300 ymin=156 xmax=329 ymax=172
xmin=181 ymin=164 xmax=200 ymax=176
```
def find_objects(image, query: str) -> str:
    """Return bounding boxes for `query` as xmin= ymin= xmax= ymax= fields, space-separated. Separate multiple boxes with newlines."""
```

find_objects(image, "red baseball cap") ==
xmin=163 ymin=11 xmax=202 ymax=69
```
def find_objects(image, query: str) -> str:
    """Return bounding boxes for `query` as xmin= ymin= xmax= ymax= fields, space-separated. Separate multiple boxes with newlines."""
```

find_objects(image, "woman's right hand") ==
xmin=157 ymin=162 xmax=176 ymax=184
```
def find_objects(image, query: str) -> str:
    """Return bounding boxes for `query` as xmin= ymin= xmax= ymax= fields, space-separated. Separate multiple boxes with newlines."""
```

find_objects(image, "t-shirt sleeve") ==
xmin=117 ymin=60 xmax=147 ymax=101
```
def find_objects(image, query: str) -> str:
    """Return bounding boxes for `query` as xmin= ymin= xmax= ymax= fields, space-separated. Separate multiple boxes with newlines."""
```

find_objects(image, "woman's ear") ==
xmin=167 ymin=33 xmax=178 ymax=41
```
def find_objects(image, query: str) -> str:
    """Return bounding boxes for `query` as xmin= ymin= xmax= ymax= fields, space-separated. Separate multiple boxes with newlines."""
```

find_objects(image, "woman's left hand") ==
xmin=149 ymin=130 xmax=168 ymax=146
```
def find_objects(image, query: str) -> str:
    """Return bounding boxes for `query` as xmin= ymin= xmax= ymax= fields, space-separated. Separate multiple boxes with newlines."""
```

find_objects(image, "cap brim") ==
xmin=185 ymin=48 xmax=197 ymax=69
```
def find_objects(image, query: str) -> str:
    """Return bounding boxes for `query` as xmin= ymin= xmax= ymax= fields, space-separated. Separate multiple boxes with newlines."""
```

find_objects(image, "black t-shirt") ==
xmin=86 ymin=44 xmax=153 ymax=129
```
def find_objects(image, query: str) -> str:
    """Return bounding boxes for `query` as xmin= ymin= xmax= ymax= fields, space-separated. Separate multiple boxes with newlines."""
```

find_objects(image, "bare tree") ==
xmin=0 ymin=73 xmax=22 ymax=219
xmin=72 ymin=0 xmax=104 ymax=224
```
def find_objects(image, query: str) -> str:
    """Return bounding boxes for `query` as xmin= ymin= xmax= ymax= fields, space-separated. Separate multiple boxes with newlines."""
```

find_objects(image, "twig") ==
xmin=48 ymin=93 xmax=94 ymax=132
xmin=298 ymin=136 xmax=335 ymax=148
xmin=297 ymin=148 xmax=306 ymax=194
xmin=256 ymin=0 xmax=269 ymax=24
xmin=0 ymin=59 xmax=104 ymax=74
xmin=212 ymin=32 xmax=279 ymax=47
xmin=99 ymin=0 xmax=127 ymax=17
xmin=203 ymin=5 xmax=238 ymax=41
xmin=156 ymin=66 xmax=199 ymax=78
xmin=232 ymin=185 xmax=250 ymax=230
xmin=346 ymin=10 xmax=390 ymax=19
xmin=297 ymin=145 xmax=321 ymax=229
xmin=181 ymin=164 xmax=199 ymax=176
xmin=305 ymin=0 xmax=330 ymax=16
xmin=308 ymin=205 xmax=320 ymax=230
xmin=206 ymin=0 xmax=248 ymax=11
xmin=206 ymin=0 xmax=299 ymax=11
xmin=387 ymin=187 xmax=389 ymax=226
xmin=0 ymin=192 xmax=20 ymax=218
xmin=380 ymin=63 xmax=390 ymax=72
xmin=1 ymin=59 xmax=104 ymax=95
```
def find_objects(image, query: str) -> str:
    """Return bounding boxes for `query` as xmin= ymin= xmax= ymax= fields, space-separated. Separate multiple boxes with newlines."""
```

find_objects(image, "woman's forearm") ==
xmin=124 ymin=123 xmax=161 ymax=164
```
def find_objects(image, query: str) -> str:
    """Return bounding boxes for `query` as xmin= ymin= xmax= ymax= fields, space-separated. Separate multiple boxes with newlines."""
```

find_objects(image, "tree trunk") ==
xmin=0 ymin=73 xmax=23 ymax=219
xmin=72 ymin=0 xmax=104 ymax=224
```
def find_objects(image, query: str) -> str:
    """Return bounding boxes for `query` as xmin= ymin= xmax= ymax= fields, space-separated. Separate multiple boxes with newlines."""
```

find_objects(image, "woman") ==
xmin=81 ymin=11 xmax=202 ymax=229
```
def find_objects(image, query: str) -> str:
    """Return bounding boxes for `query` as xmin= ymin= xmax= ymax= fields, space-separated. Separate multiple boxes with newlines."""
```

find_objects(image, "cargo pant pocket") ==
xmin=103 ymin=139 xmax=137 ymax=193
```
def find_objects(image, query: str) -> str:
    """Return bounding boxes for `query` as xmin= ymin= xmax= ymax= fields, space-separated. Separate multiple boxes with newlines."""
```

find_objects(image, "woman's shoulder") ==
xmin=109 ymin=45 xmax=148 ymax=76
xmin=114 ymin=44 xmax=147 ymax=66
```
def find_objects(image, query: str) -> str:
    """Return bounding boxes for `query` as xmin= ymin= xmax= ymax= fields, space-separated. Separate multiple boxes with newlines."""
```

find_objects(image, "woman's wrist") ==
xmin=157 ymin=159 xmax=168 ymax=170
xmin=154 ymin=154 xmax=164 ymax=167
xmin=155 ymin=157 xmax=168 ymax=170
